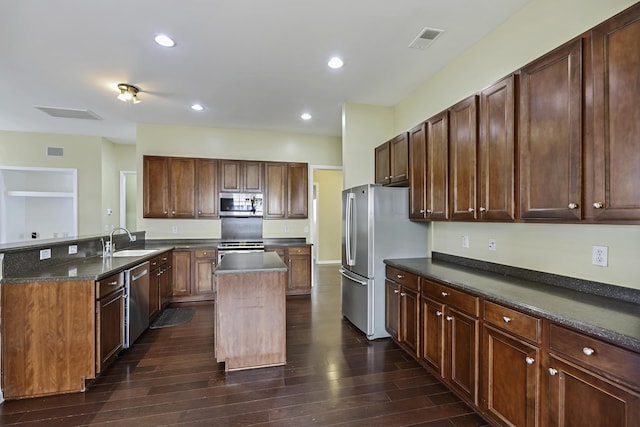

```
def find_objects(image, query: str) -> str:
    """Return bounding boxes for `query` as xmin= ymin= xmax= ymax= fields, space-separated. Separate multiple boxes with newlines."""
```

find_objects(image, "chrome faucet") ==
xmin=104 ymin=227 xmax=134 ymax=257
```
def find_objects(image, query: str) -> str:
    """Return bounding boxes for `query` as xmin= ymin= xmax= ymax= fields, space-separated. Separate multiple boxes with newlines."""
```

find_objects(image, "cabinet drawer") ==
xmin=149 ymin=256 xmax=160 ymax=268
xmin=423 ymin=280 xmax=479 ymax=316
xmin=549 ymin=324 xmax=640 ymax=389
xmin=157 ymin=251 xmax=171 ymax=264
xmin=96 ymin=271 xmax=124 ymax=299
xmin=194 ymin=249 xmax=215 ymax=258
xmin=386 ymin=266 xmax=420 ymax=291
xmin=288 ymin=245 xmax=310 ymax=255
xmin=484 ymin=301 xmax=541 ymax=343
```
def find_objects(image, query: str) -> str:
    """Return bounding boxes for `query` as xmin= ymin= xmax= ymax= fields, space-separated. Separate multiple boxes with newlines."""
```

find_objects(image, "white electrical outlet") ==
xmin=284 ymin=225 xmax=289 ymax=233
xmin=131 ymin=235 xmax=137 ymax=241
xmin=68 ymin=244 xmax=77 ymax=254
xmin=39 ymin=248 xmax=51 ymax=260
xmin=462 ymin=235 xmax=469 ymax=249
xmin=488 ymin=239 xmax=496 ymax=251
xmin=172 ymin=226 xmax=178 ymax=234
xmin=592 ymin=245 xmax=608 ymax=267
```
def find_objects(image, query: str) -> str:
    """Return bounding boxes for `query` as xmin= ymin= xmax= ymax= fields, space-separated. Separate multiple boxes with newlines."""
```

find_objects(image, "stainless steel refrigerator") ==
xmin=340 ymin=184 xmax=428 ymax=339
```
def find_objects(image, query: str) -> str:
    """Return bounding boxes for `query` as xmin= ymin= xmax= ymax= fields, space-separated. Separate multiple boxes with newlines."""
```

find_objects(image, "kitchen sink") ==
xmin=112 ymin=249 xmax=158 ymax=257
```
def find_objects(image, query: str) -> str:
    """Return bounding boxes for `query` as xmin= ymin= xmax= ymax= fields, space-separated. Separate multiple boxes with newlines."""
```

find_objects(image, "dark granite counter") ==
xmin=214 ymin=252 xmax=287 ymax=275
xmin=384 ymin=257 xmax=640 ymax=353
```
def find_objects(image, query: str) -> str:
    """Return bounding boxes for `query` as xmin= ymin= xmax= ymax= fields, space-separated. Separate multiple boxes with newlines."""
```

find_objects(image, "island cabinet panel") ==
xmin=590 ymin=3 xmax=640 ymax=222
xmin=518 ymin=38 xmax=583 ymax=221
xmin=426 ymin=111 xmax=450 ymax=220
xmin=449 ymin=95 xmax=478 ymax=221
xmin=2 ymin=280 xmax=96 ymax=399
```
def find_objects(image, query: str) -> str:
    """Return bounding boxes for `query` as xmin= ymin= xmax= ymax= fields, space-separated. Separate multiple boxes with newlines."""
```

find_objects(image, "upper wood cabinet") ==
xmin=590 ymin=3 xmax=640 ymax=222
xmin=478 ymin=75 xmax=516 ymax=221
xmin=143 ymin=156 xmax=195 ymax=218
xmin=219 ymin=160 xmax=263 ymax=193
xmin=195 ymin=158 xmax=218 ymax=218
xmin=264 ymin=162 xmax=308 ymax=219
xmin=375 ymin=133 xmax=409 ymax=186
xmin=409 ymin=123 xmax=428 ymax=220
xmin=519 ymin=39 xmax=583 ymax=221
xmin=426 ymin=111 xmax=449 ymax=220
xmin=449 ymin=95 xmax=479 ymax=221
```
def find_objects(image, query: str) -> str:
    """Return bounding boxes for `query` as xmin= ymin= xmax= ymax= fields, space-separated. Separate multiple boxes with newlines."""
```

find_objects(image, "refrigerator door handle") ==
xmin=339 ymin=268 xmax=367 ymax=285
xmin=345 ymin=192 xmax=356 ymax=266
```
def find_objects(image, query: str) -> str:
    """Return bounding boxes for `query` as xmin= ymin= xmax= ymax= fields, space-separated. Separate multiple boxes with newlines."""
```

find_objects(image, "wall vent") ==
xmin=47 ymin=147 xmax=64 ymax=157
xmin=34 ymin=106 xmax=102 ymax=120
xmin=409 ymin=26 xmax=444 ymax=50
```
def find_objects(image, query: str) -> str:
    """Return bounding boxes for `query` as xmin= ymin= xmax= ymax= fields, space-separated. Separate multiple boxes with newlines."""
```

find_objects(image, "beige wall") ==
xmin=136 ymin=123 xmax=342 ymax=239
xmin=342 ymin=0 xmax=639 ymax=289
xmin=313 ymin=169 xmax=343 ymax=263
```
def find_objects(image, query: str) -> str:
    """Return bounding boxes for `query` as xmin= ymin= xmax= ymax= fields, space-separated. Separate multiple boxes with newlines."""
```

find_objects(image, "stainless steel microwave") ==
xmin=219 ymin=193 xmax=263 ymax=217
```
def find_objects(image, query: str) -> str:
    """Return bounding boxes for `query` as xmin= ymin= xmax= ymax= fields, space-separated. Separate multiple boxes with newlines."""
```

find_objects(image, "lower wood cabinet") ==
xmin=171 ymin=248 xmax=217 ymax=302
xmin=149 ymin=251 xmax=173 ymax=320
xmin=95 ymin=272 xmax=125 ymax=375
xmin=385 ymin=266 xmax=420 ymax=358
xmin=266 ymin=245 xmax=312 ymax=295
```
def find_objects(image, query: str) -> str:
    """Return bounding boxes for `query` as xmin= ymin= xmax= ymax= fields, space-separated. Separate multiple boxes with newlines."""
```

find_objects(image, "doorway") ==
xmin=119 ymin=171 xmax=137 ymax=230
xmin=311 ymin=167 xmax=343 ymax=265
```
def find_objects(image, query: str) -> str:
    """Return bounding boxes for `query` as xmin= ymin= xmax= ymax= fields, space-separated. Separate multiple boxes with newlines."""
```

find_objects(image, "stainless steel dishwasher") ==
xmin=124 ymin=261 xmax=150 ymax=349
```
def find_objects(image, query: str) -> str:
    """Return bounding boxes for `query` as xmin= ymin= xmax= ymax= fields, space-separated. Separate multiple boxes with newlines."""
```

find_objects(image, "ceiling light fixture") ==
xmin=191 ymin=104 xmax=205 ymax=111
xmin=328 ymin=56 xmax=344 ymax=69
xmin=154 ymin=34 xmax=175 ymax=47
xmin=117 ymin=83 xmax=141 ymax=104
xmin=301 ymin=113 xmax=312 ymax=120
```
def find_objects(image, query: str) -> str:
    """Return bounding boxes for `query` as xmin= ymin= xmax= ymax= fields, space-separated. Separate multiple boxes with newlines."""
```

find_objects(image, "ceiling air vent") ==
xmin=409 ymin=26 xmax=444 ymax=50
xmin=47 ymin=147 xmax=64 ymax=157
xmin=34 ymin=106 xmax=102 ymax=120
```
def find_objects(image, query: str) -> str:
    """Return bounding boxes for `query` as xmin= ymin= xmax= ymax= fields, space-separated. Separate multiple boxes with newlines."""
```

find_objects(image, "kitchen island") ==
xmin=213 ymin=251 xmax=288 ymax=371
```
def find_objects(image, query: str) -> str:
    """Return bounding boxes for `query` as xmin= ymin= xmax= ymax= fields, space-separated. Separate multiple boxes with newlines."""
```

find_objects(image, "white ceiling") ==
xmin=0 ymin=0 xmax=530 ymax=144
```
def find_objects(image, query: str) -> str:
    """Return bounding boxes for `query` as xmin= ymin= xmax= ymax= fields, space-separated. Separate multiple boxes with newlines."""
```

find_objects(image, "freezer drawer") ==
xmin=340 ymin=268 xmax=370 ymax=336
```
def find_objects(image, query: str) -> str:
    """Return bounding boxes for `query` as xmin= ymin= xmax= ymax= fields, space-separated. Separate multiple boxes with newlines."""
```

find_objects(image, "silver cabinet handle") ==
xmin=468 ymin=208 xmax=475 ymax=212
xmin=548 ymin=368 xmax=558 ymax=376
xmin=400 ymin=292 xmax=406 ymax=297
xmin=441 ymin=291 xmax=448 ymax=297
xmin=397 ymin=274 xmax=404 ymax=279
xmin=108 ymin=280 xmax=119 ymax=286
xmin=582 ymin=347 xmax=595 ymax=356
xmin=479 ymin=207 xmax=487 ymax=212
xmin=593 ymin=202 xmax=603 ymax=209
xmin=446 ymin=316 xmax=453 ymax=321
xmin=394 ymin=289 xmax=399 ymax=294
xmin=503 ymin=316 xmax=511 ymax=323
xmin=436 ymin=310 xmax=443 ymax=316
xmin=568 ymin=203 xmax=579 ymax=209
xmin=525 ymin=357 xmax=535 ymax=365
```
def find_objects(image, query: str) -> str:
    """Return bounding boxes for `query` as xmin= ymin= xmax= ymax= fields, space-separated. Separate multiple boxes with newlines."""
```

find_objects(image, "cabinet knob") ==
xmin=203 ymin=252 xmax=207 ymax=256
xmin=426 ymin=209 xmax=432 ymax=214
xmin=397 ymin=274 xmax=403 ymax=279
xmin=441 ymin=291 xmax=448 ymax=297
xmin=568 ymin=203 xmax=579 ymax=210
xmin=394 ymin=289 xmax=399 ymax=294
xmin=479 ymin=207 xmax=487 ymax=212
xmin=467 ymin=207 xmax=475 ymax=212
xmin=582 ymin=347 xmax=595 ymax=356
xmin=419 ymin=209 xmax=425 ymax=214
xmin=163 ymin=211 xmax=168 ymax=215
xmin=384 ymin=176 xmax=390 ymax=180
xmin=548 ymin=368 xmax=558 ymax=376
xmin=502 ymin=316 xmax=511 ymax=323
xmin=108 ymin=280 xmax=119 ymax=286
xmin=593 ymin=202 xmax=603 ymax=209
xmin=436 ymin=310 xmax=443 ymax=316
xmin=400 ymin=292 xmax=406 ymax=297
xmin=172 ymin=210 xmax=176 ymax=215
xmin=525 ymin=357 xmax=535 ymax=365
xmin=198 ymin=211 xmax=202 ymax=215
xmin=446 ymin=316 xmax=453 ymax=321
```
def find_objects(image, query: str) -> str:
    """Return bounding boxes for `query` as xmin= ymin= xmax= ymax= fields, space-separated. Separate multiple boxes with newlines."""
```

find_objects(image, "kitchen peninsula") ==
xmin=213 ymin=251 xmax=288 ymax=371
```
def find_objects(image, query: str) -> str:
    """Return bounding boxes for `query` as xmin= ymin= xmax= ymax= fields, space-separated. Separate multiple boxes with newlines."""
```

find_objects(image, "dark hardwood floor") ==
xmin=0 ymin=265 xmax=489 ymax=426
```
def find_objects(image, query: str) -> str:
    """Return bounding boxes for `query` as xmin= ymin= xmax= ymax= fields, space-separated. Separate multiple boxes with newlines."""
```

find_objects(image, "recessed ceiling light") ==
xmin=301 ymin=113 xmax=312 ymax=120
xmin=328 ymin=56 xmax=344 ymax=69
xmin=154 ymin=34 xmax=175 ymax=47
xmin=191 ymin=104 xmax=205 ymax=111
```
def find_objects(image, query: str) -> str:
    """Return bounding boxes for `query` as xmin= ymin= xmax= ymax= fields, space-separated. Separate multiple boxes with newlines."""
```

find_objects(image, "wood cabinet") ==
xmin=545 ymin=324 xmax=640 ymax=426
xmin=426 ymin=111 xmax=449 ymax=220
xmin=171 ymin=249 xmax=192 ymax=298
xmin=195 ymin=158 xmax=218 ymax=218
xmin=171 ymin=248 xmax=217 ymax=302
xmin=193 ymin=249 xmax=217 ymax=298
xmin=481 ymin=301 xmax=541 ymax=427
xmin=590 ymin=3 xmax=640 ymax=222
xmin=385 ymin=266 xmax=421 ymax=358
xmin=409 ymin=123 xmax=428 ymax=220
xmin=519 ymin=39 xmax=583 ymax=221
xmin=143 ymin=156 xmax=196 ymax=218
xmin=449 ymin=95 xmax=479 ymax=221
xmin=149 ymin=260 xmax=160 ymax=320
xmin=375 ymin=133 xmax=409 ymax=186
xmin=264 ymin=162 xmax=308 ymax=219
xmin=478 ymin=75 xmax=516 ymax=221
xmin=149 ymin=251 xmax=173 ymax=320
xmin=95 ymin=272 xmax=125 ymax=375
xmin=219 ymin=160 xmax=264 ymax=193
xmin=266 ymin=245 xmax=312 ymax=295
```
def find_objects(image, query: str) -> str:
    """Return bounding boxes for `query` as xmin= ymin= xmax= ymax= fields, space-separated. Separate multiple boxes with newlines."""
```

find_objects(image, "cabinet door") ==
xmin=172 ymin=250 xmax=192 ymax=297
xmin=375 ymin=142 xmax=391 ymax=185
xmin=287 ymin=163 xmax=308 ymax=218
xmin=169 ymin=157 xmax=196 ymax=218
xmin=389 ymin=133 xmax=409 ymax=186
xmin=446 ymin=307 xmax=479 ymax=405
xmin=399 ymin=286 xmax=420 ymax=358
xmin=409 ymin=123 xmax=428 ymax=220
xmin=194 ymin=256 xmax=215 ymax=296
xmin=264 ymin=162 xmax=287 ymax=218
xmin=243 ymin=161 xmax=264 ymax=193
xmin=143 ymin=156 xmax=169 ymax=218
xmin=385 ymin=279 xmax=400 ymax=340
xmin=149 ymin=267 xmax=160 ymax=320
xmin=546 ymin=354 xmax=640 ymax=427
xmin=287 ymin=246 xmax=311 ymax=295
xmin=421 ymin=297 xmax=445 ymax=376
xmin=479 ymin=75 xmax=516 ymax=221
xmin=591 ymin=5 xmax=640 ymax=221
xmin=96 ymin=288 xmax=125 ymax=374
xmin=195 ymin=158 xmax=218 ymax=218
xmin=426 ymin=111 xmax=449 ymax=220
xmin=519 ymin=39 xmax=583 ymax=221
xmin=482 ymin=325 xmax=540 ymax=427
xmin=449 ymin=95 xmax=478 ymax=221
xmin=159 ymin=263 xmax=172 ymax=309
xmin=219 ymin=160 xmax=242 ymax=192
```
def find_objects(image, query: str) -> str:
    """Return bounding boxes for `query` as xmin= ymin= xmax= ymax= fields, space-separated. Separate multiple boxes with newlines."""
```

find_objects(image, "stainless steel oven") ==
xmin=217 ymin=241 xmax=265 ymax=263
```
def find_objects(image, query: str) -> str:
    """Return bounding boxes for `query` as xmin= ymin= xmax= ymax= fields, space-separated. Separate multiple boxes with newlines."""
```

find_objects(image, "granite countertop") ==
xmin=384 ymin=257 xmax=640 ymax=353
xmin=214 ymin=251 xmax=288 ymax=275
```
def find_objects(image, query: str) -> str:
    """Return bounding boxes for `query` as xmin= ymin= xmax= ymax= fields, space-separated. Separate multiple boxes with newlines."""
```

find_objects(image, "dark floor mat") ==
xmin=149 ymin=307 xmax=195 ymax=329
